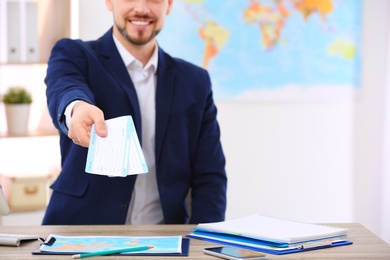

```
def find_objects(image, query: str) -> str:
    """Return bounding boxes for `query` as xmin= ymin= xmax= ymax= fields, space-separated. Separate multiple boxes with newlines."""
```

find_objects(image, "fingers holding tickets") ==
xmin=68 ymin=101 xmax=107 ymax=147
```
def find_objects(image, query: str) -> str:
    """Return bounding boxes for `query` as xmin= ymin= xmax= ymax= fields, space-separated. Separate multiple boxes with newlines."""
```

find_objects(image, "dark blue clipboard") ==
xmin=32 ymin=237 xmax=190 ymax=256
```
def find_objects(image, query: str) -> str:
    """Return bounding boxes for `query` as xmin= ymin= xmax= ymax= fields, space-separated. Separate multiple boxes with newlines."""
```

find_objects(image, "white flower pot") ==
xmin=5 ymin=104 xmax=31 ymax=136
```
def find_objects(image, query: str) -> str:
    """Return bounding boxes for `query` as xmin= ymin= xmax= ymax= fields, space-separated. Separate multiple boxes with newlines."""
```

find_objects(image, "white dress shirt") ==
xmin=65 ymin=35 xmax=164 ymax=224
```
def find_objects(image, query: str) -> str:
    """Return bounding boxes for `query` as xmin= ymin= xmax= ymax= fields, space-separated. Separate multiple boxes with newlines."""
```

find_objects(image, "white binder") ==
xmin=7 ymin=1 xmax=21 ymax=63
xmin=25 ymin=1 xmax=39 ymax=63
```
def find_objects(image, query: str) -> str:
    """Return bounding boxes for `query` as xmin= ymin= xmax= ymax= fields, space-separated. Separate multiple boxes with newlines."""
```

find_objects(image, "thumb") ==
xmin=94 ymin=120 xmax=107 ymax=137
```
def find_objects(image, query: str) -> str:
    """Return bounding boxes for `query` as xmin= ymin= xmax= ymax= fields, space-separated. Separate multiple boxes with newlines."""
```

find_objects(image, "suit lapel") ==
xmin=98 ymin=29 xmax=142 ymax=138
xmin=97 ymin=30 xmax=175 ymax=160
xmin=155 ymin=48 xmax=175 ymax=163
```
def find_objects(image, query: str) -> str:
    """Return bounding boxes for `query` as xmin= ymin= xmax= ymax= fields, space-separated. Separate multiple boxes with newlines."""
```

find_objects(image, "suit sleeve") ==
xmin=45 ymin=39 xmax=96 ymax=134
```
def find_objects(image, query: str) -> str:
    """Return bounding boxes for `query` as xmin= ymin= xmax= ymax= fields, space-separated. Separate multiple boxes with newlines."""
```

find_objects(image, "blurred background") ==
xmin=0 ymin=0 xmax=389 ymax=245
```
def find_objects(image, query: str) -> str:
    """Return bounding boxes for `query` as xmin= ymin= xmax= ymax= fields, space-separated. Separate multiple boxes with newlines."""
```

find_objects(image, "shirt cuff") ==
xmin=64 ymin=100 xmax=82 ymax=129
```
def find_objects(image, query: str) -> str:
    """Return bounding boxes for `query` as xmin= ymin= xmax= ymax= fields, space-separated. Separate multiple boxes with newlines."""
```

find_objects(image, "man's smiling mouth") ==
xmin=131 ymin=20 xmax=151 ymax=26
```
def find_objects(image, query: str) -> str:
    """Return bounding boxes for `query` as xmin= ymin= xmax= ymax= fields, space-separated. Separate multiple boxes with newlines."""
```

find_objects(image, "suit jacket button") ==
xmin=119 ymin=204 xmax=128 ymax=211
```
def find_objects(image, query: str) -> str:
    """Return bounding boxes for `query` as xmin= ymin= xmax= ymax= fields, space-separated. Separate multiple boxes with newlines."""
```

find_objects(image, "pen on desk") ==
xmin=71 ymin=245 xmax=153 ymax=259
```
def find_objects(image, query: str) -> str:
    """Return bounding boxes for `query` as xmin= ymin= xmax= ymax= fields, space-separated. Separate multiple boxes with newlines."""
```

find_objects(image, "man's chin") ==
xmin=124 ymin=34 xmax=156 ymax=46
xmin=122 ymin=28 xmax=161 ymax=45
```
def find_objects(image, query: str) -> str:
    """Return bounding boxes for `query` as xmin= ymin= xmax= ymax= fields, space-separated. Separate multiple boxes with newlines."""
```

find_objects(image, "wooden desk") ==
xmin=0 ymin=223 xmax=389 ymax=259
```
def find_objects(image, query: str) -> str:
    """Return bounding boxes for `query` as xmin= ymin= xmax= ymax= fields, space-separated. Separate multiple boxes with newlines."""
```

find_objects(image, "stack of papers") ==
xmin=187 ymin=214 xmax=352 ymax=255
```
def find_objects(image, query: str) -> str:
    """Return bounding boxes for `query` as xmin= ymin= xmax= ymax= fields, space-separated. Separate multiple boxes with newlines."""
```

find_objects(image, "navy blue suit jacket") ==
xmin=43 ymin=29 xmax=227 ymax=225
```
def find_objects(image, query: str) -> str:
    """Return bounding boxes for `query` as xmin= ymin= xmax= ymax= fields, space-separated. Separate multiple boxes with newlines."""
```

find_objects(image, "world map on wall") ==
xmin=156 ymin=0 xmax=362 ymax=101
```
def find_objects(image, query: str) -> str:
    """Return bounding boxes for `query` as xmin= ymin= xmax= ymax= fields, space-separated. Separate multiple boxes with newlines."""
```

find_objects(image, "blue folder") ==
xmin=187 ymin=230 xmax=352 ymax=255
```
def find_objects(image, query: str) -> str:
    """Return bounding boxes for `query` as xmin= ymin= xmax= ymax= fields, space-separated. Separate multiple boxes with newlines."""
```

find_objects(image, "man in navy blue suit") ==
xmin=43 ymin=0 xmax=227 ymax=225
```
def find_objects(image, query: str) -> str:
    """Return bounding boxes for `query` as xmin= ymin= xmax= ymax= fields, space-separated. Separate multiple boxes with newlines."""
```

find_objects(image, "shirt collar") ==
xmin=112 ymin=34 xmax=158 ymax=74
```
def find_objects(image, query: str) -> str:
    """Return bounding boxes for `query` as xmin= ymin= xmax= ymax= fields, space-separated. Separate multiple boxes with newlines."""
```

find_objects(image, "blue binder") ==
xmin=187 ymin=229 xmax=352 ymax=255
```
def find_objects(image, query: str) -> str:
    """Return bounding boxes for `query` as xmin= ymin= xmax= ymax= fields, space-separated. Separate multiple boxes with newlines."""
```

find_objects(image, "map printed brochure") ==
xmin=186 ymin=214 xmax=352 ymax=255
xmin=85 ymin=115 xmax=148 ymax=177
xmin=33 ymin=235 xmax=189 ymax=256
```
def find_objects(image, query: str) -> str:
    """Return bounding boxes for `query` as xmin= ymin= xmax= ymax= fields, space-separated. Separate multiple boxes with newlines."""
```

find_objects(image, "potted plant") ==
xmin=1 ymin=86 xmax=33 ymax=136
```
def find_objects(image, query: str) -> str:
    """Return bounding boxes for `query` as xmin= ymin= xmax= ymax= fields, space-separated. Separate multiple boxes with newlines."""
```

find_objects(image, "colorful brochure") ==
xmin=33 ymin=235 xmax=189 ymax=256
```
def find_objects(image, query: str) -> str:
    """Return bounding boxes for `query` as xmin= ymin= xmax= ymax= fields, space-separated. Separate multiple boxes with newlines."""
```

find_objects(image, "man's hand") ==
xmin=68 ymin=101 xmax=107 ymax=147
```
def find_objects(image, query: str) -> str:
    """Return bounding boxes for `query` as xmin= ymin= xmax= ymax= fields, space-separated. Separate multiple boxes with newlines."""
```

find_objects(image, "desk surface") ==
xmin=0 ymin=223 xmax=389 ymax=259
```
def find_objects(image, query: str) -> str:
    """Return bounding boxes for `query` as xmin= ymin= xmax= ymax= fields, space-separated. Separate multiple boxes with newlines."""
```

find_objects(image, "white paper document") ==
xmin=85 ymin=116 xmax=148 ymax=177
xmin=196 ymin=214 xmax=348 ymax=244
